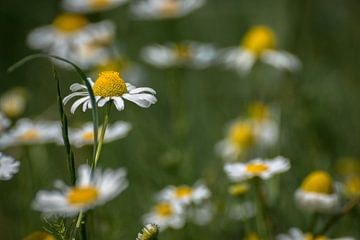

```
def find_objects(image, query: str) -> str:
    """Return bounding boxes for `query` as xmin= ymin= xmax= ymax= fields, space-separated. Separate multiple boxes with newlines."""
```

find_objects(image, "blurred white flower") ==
xmin=141 ymin=41 xmax=217 ymax=68
xmin=64 ymin=71 xmax=157 ymax=113
xmin=276 ymin=227 xmax=354 ymax=240
xmin=32 ymin=164 xmax=128 ymax=216
xmin=221 ymin=25 xmax=301 ymax=75
xmin=295 ymin=171 xmax=339 ymax=213
xmin=69 ymin=121 xmax=132 ymax=147
xmin=0 ymin=113 xmax=11 ymax=133
xmin=224 ymin=156 xmax=290 ymax=182
xmin=131 ymin=0 xmax=205 ymax=20
xmin=157 ymin=183 xmax=211 ymax=205
xmin=63 ymin=0 xmax=128 ymax=13
xmin=0 ymin=119 xmax=61 ymax=149
xmin=27 ymin=13 xmax=115 ymax=69
xmin=0 ymin=87 xmax=27 ymax=118
xmin=187 ymin=202 xmax=214 ymax=225
xmin=143 ymin=201 xmax=185 ymax=231
xmin=228 ymin=201 xmax=255 ymax=221
xmin=0 ymin=153 xmax=20 ymax=181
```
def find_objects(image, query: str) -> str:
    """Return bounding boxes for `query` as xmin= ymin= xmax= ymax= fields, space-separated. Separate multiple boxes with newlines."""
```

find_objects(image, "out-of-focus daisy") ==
xmin=69 ymin=121 xmax=131 ymax=147
xmin=0 ymin=113 xmax=11 ymax=133
xmin=157 ymin=183 xmax=211 ymax=205
xmin=335 ymin=157 xmax=360 ymax=178
xmin=23 ymin=231 xmax=56 ymax=240
xmin=63 ymin=0 xmax=128 ymax=13
xmin=136 ymin=224 xmax=159 ymax=240
xmin=228 ymin=182 xmax=250 ymax=197
xmin=224 ymin=156 xmax=290 ymax=182
xmin=0 ymin=87 xmax=27 ymax=118
xmin=27 ymin=14 xmax=115 ymax=69
xmin=64 ymin=71 xmax=157 ymax=113
xmin=222 ymin=25 xmax=301 ymax=75
xmin=342 ymin=176 xmax=360 ymax=198
xmin=295 ymin=171 xmax=339 ymax=213
xmin=228 ymin=201 xmax=255 ymax=221
xmin=245 ymin=233 xmax=260 ymax=240
xmin=143 ymin=201 xmax=185 ymax=231
xmin=32 ymin=164 xmax=128 ymax=216
xmin=0 ymin=119 xmax=61 ymax=149
xmin=0 ymin=153 xmax=20 ymax=181
xmin=276 ymin=227 xmax=355 ymax=240
xmin=141 ymin=41 xmax=217 ymax=69
xmin=131 ymin=0 xmax=205 ymax=20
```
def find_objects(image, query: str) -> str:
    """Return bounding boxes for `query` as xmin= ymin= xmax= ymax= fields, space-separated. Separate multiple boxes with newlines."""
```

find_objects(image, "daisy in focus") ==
xmin=0 ymin=87 xmax=27 ymax=118
xmin=141 ymin=41 xmax=217 ymax=69
xmin=276 ymin=227 xmax=355 ymax=240
xmin=27 ymin=13 xmax=115 ymax=69
xmin=23 ymin=231 xmax=56 ymax=240
xmin=295 ymin=171 xmax=339 ymax=213
xmin=224 ymin=156 xmax=290 ymax=182
xmin=64 ymin=71 xmax=157 ymax=113
xmin=221 ymin=25 xmax=301 ymax=75
xmin=0 ymin=153 xmax=20 ymax=181
xmin=63 ymin=0 xmax=129 ymax=13
xmin=69 ymin=121 xmax=132 ymax=147
xmin=32 ymin=164 xmax=128 ymax=216
xmin=131 ymin=0 xmax=205 ymax=20
xmin=143 ymin=201 xmax=185 ymax=231
xmin=0 ymin=113 xmax=11 ymax=133
xmin=0 ymin=119 xmax=61 ymax=149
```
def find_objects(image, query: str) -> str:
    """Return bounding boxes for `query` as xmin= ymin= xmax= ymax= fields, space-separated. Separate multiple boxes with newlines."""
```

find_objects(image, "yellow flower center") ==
xmin=229 ymin=122 xmax=255 ymax=148
xmin=245 ymin=233 xmax=260 ymax=240
xmin=93 ymin=71 xmax=128 ymax=97
xmin=160 ymin=0 xmax=178 ymax=16
xmin=249 ymin=102 xmax=269 ymax=122
xmin=24 ymin=231 xmax=56 ymax=240
xmin=19 ymin=129 xmax=39 ymax=141
xmin=53 ymin=14 xmax=88 ymax=33
xmin=228 ymin=183 xmax=249 ymax=196
xmin=304 ymin=234 xmax=327 ymax=240
xmin=155 ymin=202 xmax=173 ymax=217
xmin=246 ymin=163 xmax=269 ymax=174
xmin=242 ymin=25 xmax=276 ymax=55
xmin=344 ymin=176 xmax=360 ymax=197
xmin=301 ymin=171 xmax=333 ymax=194
xmin=67 ymin=187 xmax=99 ymax=205
xmin=91 ymin=0 xmax=110 ymax=9
xmin=335 ymin=157 xmax=360 ymax=177
xmin=0 ymin=88 xmax=27 ymax=118
xmin=174 ymin=44 xmax=191 ymax=60
xmin=174 ymin=186 xmax=193 ymax=199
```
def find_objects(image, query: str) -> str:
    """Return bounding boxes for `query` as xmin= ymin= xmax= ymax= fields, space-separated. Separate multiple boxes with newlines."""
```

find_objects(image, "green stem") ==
xmin=91 ymin=103 xmax=111 ymax=172
xmin=76 ymin=211 xmax=88 ymax=240
xmin=253 ymin=178 xmax=269 ymax=240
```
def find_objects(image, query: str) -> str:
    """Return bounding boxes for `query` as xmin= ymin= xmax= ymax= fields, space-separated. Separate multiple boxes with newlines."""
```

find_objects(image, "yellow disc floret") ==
xmin=93 ymin=71 xmax=128 ymax=97
xmin=229 ymin=122 xmax=255 ymax=148
xmin=160 ymin=0 xmax=178 ymax=16
xmin=174 ymin=43 xmax=191 ymax=60
xmin=301 ymin=171 xmax=333 ymax=194
xmin=23 ymin=231 xmax=56 ymax=240
xmin=228 ymin=183 xmax=249 ymax=196
xmin=53 ymin=14 xmax=88 ymax=33
xmin=242 ymin=25 xmax=276 ymax=55
xmin=304 ymin=233 xmax=327 ymax=240
xmin=19 ymin=129 xmax=39 ymax=141
xmin=344 ymin=176 xmax=360 ymax=197
xmin=249 ymin=102 xmax=269 ymax=122
xmin=174 ymin=186 xmax=193 ymax=199
xmin=155 ymin=202 xmax=173 ymax=217
xmin=67 ymin=186 xmax=99 ymax=205
xmin=246 ymin=163 xmax=269 ymax=174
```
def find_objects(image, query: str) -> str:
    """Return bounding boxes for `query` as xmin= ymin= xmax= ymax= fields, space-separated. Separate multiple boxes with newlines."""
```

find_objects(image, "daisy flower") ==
xmin=224 ymin=156 xmax=290 ymax=182
xmin=27 ymin=13 xmax=115 ymax=69
xmin=143 ymin=201 xmax=185 ymax=231
xmin=0 ymin=119 xmax=61 ymax=149
xmin=222 ymin=25 xmax=301 ymax=75
xmin=136 ymin=224 xmax=159 ymax=240
xmin=341 ymin=176 xmax=360 ymax=198
xmin=276 ymin=227 xmax=355 ymax=240
xmin=63 ymin=0 xmax=129 ymax=13
xmin=0 ymin=112 xmax=11 ymax=133
xmin=156 ymin=183 xmax=211 ymax=205
xmin=141 ymin=41 xmax=217 ymax=69
xmin=0 ymin=87 xmax=27 ymax=118
xmin=131 ymin=0 xmax=205 ymax=20
xmin=32 ymin=164 xmax=128 ymax=216
xmin=23 ymin=231 xmax=56 ymax=240
xmin=69 ymin=121 xmax=132 ymax=147
xmin=0 ymin=153 xmax=20 ymax=181
xmin=63 ymin=71 xmax=157 ymax=113
xmin=295 ymin=171 xmax=339 ymax=213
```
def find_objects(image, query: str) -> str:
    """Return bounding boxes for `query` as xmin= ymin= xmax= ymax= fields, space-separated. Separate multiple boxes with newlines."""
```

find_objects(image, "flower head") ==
xmin=23 ymin=231 xmax=56 ymax=240
xmin=32 ymin=164 xmax=128 ymax=216
xmin=131 ymin=0 xmax=205 ymax=20
xmin=224 ymin=156 xmax=290 ymax=182
xmin=295 ymin=171 xmax=339 ymax=213
xmin=64 ymin=71 xmax=157 ymax=113
xmin=157 ymin=183 xmax=211 ymax=205
xmin=0 ymin=153 xmax=20 ymax=181
xmin=0 ymin=87 xmax=27 ymax=118
xmin=63 ymin=0 xmax=128 ymax=13
xmin=136 ymin=224 xmax=159 ymax=240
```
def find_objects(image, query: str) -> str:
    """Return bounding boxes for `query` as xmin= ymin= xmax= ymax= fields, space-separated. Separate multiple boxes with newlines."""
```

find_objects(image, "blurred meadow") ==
xmin=1 ymin=0 xmax=360 ymax=239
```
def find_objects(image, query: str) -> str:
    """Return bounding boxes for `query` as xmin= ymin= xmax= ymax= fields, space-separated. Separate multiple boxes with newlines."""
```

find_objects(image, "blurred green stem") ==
xmin=91 ymin=103 xmax=112 ymax=171
xmin=76 ymin=211 xmax=88 ymax=240
xmin=253 ymin=178 xmax=269 ymax=240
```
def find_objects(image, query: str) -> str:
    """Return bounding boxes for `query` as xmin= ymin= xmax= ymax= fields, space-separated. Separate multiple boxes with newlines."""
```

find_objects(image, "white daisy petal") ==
xmin=71 ymin=96 xmax=90 ymax=113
